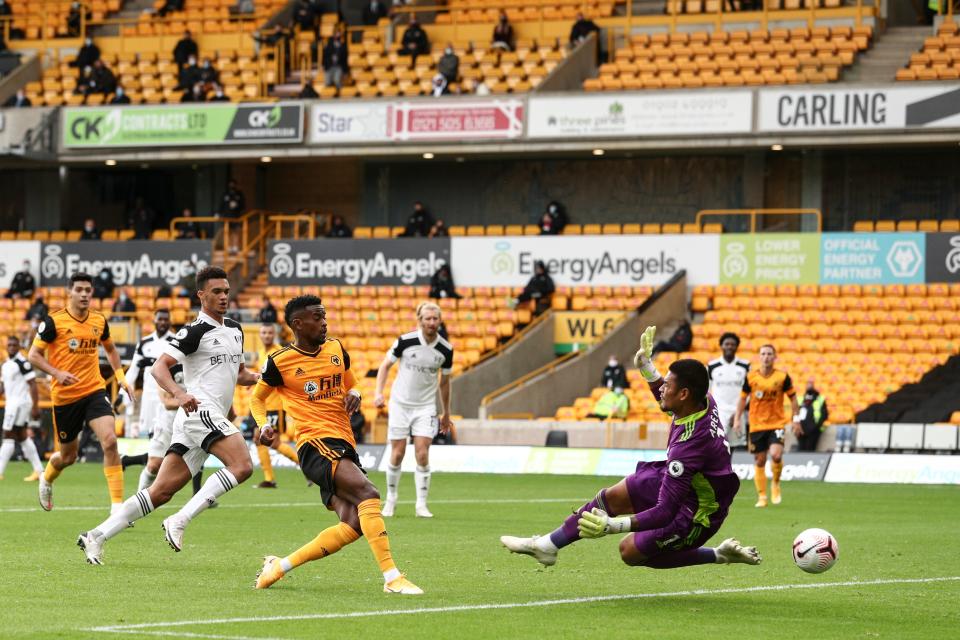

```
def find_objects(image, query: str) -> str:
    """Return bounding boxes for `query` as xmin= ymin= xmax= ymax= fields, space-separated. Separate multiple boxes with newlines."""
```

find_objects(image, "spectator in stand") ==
xmin=199 ymin=58 xmax=219 ymax=87
xmin=225 ymin=299 xmax=243 ymax=322
xmin=80 ymin=217 xmax=100 ymax=240
xmin=538 ymin=212 xmax=559 ymax=235
xmin=181 ymin=81 xmax=206 ymax=102
xmin=796 ymin=380 xmax=828 ymax=452
xmin=67 ymin=1 xmax=90 ymax=37
xmin=326 ymin=214 xmax=352 ymax=238
xmin=322 ymin=32 xmax=349 ymax=89
xmin=512 ymin=260 xmax=554 ymax=315
xmin=400 ymin=15 xmax=429 ymax=62
xmin=177 ymin=262 xmax=198 ymax=305
xmin=173 ymin=31 xmax=198 ymax=69
xmin=5 ymin=260 xmax=35 ymax=299
xmin=84 ymin=59 xmax=116 ymax=96
xmin=209 ymin=84 xmax=229 ymax=101
xmin=587 ymin=386 xmax=629 ymax=420
xmin=652 ymin=319 xmax=693 ymax=356
xmin=93 ymin=267 xmax=116 ymax=300
xmin=362 ymin=0 xmax=387 ymax=25
xmin=0 ymin=0 xmax=11 ymax=19
xmin=438 ymin=44 xmax=459 ymax=84
xmin=491 ymin=11 xmax=514 ymax=51
xmin=402 ymin=201 xmax=434 ymax=237
xmin=111 ymin=289 xmax=136 ymax=322
xmin=569 ymin=12 xmax=599 ymax=47
xmin=544 ymin=200 xmax=567 ymax=232
xmin=430 ymin=73 xmax=449 ymax=97
xmin=428 ymin=264 xmax=460 ymax=299
xmin=219 ymin=178 xmax=246 ymax=253
xmin=109 ymin=86 xmax=131 ymax=104
xmin=429 ymin=219 xmax=448 ymax=237
xmin=3 ymin=89 xmax=31 ymax=107
xmin=129 ymin=197 xmax=155 ymax=239
xmin=178 ymin=55 xmax=201 ymax=89
xmin=25 ymin=296 xmax=47 ymax=321
xmin=175 ymin=207 xmax=202 ymax=239
xmin=257 ymin=295 xmax=278 ymax=323
xmin=73 ymin=37 xmax=100 ymax=69
xmin=293 ymin=0 xmax=316 ymax=31
xmin=252 ymin=24 xmax=291 ymax=53
xmin=601 ymin=354 xmax=629 ymax=389
xmin=157 ymin=0 xmax=185 ymax=18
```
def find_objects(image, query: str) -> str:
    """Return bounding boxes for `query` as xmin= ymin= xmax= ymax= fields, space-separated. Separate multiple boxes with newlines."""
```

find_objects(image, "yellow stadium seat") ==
xmin=642 ymin=223 xmax=661 ymax=234
xmin=682 ymin=223 xmax=701 ymax=234
xmin=601 ymin=223 xmax=622 ymax=234
xmin=941 ymin=220 xmax=960 ymax=232
xmin=897 ymin=220 xmax=918 ymax=231
xmin=448 ymin=225 xmax=466 ymax=236
xmin=622 ymin=223 xmax=641 ymax=234
xmin=662 ymin=223 xmax=682 ymax=234
xmin=874 ymin=220 xmax=896 ymax=231
xmin=486 ymin=225 xmax=505 ymax=236
xmin=523 ymin=225 xmax=540 ymax=235
xmin=466 ymin=225 xmax=486 ymax=236
xmin=918 ymin=220 xmax=939 ymax=232
xmin=582 ymin=224 xmax=602 ymax=235
xmin=353 ymin=227 xmax=372 ymax=239
xmin=372 ymin=226 xmax=391 ymax=239
xmin=702 ymin=223 xmax=723 ymax=233
xmin=504 ymin=224 xmax=524 ymax=235
xmin=563 ymin=224 xmax=582 ymax=235
xmin=853 ymin=220 xmax=874 ymax=232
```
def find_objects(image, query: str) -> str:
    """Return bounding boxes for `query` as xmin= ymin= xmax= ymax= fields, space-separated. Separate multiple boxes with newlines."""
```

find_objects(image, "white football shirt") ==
xmin=386 ymin=329 xmax=453 ymax=408
xmin=707 ymin=356 xmax=750 ymax=418
xmin=127 ymin=330 xmax=175 ymax=406
xmin=162 ymin=310 xmax=244 ymax=417
xmin=1 ymin=352 xmax=36 ymax=409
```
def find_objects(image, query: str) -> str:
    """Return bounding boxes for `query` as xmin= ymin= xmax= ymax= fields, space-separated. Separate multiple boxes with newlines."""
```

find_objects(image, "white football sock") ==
xmin=138 ymin=467 xmax=157 ymax=491
xmin=414 ymin=465 xmax=431 ymax=506
xmin=0 ymin=440 xmax=15 ymax=475
xmin=177 ymin=469 xmax=238 ymax=521
xmin=385 ymin=464 xmax=401 ymax=503
xmin=94 ymin=490 xmax=154 ymax=540
xmin=19 ymin=437 xmax=43 ymax=473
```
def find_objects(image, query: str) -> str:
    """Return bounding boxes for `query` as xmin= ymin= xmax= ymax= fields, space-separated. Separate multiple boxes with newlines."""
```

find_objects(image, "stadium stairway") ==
xmin=857 ymin=354 xmax=960 ymax=424
xmin=844 ymin=25 xmax=928 ymax=83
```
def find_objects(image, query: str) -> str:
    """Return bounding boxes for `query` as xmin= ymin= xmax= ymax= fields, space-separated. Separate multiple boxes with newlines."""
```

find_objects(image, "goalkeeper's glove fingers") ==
xmin=634 ymin=326 xmax=656 ymax=367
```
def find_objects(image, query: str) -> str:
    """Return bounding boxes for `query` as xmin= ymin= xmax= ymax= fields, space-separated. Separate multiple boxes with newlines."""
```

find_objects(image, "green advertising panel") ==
xmin=720 ymin=233 xmax=820 ymax=284
xmin=62 ymin=103 xmax=303 ymax=148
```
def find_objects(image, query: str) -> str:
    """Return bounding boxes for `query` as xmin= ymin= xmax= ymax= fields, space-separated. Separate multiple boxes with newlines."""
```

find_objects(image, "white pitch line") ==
xmin=89 ymin=575 xmax=960 ymax=636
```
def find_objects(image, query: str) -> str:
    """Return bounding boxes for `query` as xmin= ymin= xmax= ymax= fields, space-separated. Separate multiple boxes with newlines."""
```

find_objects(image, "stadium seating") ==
xmin=584 ymin=26 xmax=872 ymax=91
xmin=895 ymin=21 xmax=960 ymax=81
xmin=437 ymin=0 xmax=618 ymax=24
xmin=853 ymin=219 xmax=960 ymax=232
xmin=119 ymin=0 xmax=285 ymax=37
xmin=3 ymin=0 xmax=122 ymax=40
xmin=553 ymin=283 xmax=960 ymax=425
xmin=353 ymin=222 xmax=722 ymax=237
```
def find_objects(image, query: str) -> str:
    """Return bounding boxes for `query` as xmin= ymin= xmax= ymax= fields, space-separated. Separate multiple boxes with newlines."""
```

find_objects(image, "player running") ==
xmin=251 ymin=322 xmax=298 ymax=488
xmin=374 ymin=302 xmax=454 ymax=518
xmin=28 ymin=272 xmax=134 ymax=513
xmin=0 ymin=336 xmax=44 ymax=481
xmin=76 ymin=267 xmax=259 ymax=564
xmin=733 ymin=344 xmax=799 ymax=508
xmin=707 ymin=332 xmax=749 ymax=451
xmin=250 ymin=295 xmax=423 ymax=595
xmin=501 ymin=326 xmax=761 ymax=571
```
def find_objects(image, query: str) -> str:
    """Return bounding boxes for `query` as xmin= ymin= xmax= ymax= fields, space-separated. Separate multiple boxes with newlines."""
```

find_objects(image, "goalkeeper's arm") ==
xmin=634 ymin=325 xmax=663 ymax=396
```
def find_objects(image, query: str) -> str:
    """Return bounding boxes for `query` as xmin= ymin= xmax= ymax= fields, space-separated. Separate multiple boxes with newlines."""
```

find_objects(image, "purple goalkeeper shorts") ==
xmin=624 ymin=461 xmax=722 ymax=557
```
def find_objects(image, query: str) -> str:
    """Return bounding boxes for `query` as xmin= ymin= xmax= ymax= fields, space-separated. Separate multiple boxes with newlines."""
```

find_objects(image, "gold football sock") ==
xmin=754 ymin=465 xmax=767 ymax=496
xmin=104 ymin=464 xmax=124 ymax=504
xmin=358 ymin=498 xmax=397 ymax=574
xmin=772 ymin=460 xmax=783 ymax=483
xmin=277 ymin=442 xmax=299 ymax=464
xmin=286 ymin=522 xmax=360 ymax=569
xmin=257 ymin=445 xmax=275 ymax=482
xmin=44 ymin=461 xmax=62 ymax=483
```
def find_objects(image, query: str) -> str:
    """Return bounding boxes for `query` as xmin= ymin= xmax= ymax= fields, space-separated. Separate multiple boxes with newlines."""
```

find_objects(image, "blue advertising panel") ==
xmin=820 ymin=233 xmax=925 ymax=284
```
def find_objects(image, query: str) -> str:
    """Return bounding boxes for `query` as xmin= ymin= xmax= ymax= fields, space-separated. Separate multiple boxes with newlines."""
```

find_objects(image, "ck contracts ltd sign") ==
xmin=268 ymin=239 xmax=450 ymax=286
xmin=449 ymin=235 xmax=719 ymax=287
xmin=40 ymin=241 xmax=211 ymax=286
xmin=758 ymin=84 xmax=960 ymax=132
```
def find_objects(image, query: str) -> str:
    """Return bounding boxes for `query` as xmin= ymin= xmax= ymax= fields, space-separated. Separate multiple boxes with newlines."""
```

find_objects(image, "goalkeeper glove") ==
xmin=633 ymin=325 xmax=661 ymax=383
xmin=577 ymin=508 xmax=631 ymax=539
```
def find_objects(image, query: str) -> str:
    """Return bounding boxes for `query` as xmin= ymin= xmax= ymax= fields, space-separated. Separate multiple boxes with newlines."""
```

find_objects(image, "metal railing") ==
xmin=696 ymin=208 xmax=823 ymax=232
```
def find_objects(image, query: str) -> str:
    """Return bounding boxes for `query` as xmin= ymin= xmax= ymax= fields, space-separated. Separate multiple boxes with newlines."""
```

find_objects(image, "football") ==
xmin=792 ymin=528 xmax=839 ymax=574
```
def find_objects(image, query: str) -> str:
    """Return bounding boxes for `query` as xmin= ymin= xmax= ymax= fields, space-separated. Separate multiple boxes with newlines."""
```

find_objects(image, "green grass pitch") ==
xmin=1 ymin=461 xmax=958 ymax=639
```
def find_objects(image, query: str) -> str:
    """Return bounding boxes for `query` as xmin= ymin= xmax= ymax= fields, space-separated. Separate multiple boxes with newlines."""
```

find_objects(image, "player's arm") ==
xmin=101 ymin=336 xmax=133 ymax=398
xmin=438 ymin=373 xmax=453 ymax=434
xmin=343 ymin=367 xmax=361 ymax=415
xmin=236 ymin=362 xmax=260 ymax=387
xmin=152 ymin=352 xmax=199 ymax=413
xmin=123 ymin=339 xmax=146 ymax=402
xmin=253 ymin=355 xmax=283 ymax=445
xmin=633 ymin=325 xmax=663 ymax=396
xmin=160 ymin=388 xmax=180 ymax=411
xmin=374 ymin=345 xmax=398 ymax=408
xmin=28 ymin=316 xmax=80 ymax=386
xmin=27 ymin=380 xmax=40 ymax=420
xmin=732 ymin=377 xmax=749 ymax=436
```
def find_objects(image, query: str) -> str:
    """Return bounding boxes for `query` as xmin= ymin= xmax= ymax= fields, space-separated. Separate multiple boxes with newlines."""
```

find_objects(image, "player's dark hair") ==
xmin=196 ymin=266 xmax=228 ymax=291
xmin=154 ymin=308 xmax=170 ymax=316
xmin=669 ymin=359 xmax=709 ymax=404
xmin=69 ymin=272 xmax=94 ymax=287
xmin=7 ymin=335 xmax=20 ymax=344
xmin=760 ymin=343 xmax=776 ymax=353
xmin=284 ymin=295 xmax=323 ymax=328
xmin=719 ymin=332 xmax=740 ymax=347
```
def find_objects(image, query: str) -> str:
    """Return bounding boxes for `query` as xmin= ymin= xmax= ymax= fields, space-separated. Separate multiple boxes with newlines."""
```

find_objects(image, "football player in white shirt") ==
xmin=706 ymin=332 xmax=749 ymax=450
xmin=0 ymin=336 xmax=44 ymax=481
xmin=77 ymin=267 xmax=260 ymax=564
xmin=374 ymin=302 xmax=453 ymax=519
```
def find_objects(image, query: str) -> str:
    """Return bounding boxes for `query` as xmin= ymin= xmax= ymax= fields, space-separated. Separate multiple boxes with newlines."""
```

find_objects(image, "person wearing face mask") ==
xmin=491 ymin=11 xmax=514 ymax=51
xmin=601 ymin=355 xmax=628 ymax=390
xmin=178 ymin=55 xmax=201 ymax=90
xmin=93 ymin=268 xmax=116 ymax=300
xmin=111 ymin=289 xmax=136 ymax=322
xmin=109 ymin=86 xmax=131 ymax=104
xmin=5 ymin=260 xmax=36 ymax=299
xmin=322 ymin=31 xmax=348 ymax=89
xmin=208 ymin=83 xmax=229 ymax=101
xmin=80 ymin=218 xmax=100 ymax=240
xmin=73 ymin=36 xmax=100 ymax=69
xmin=511 ymin=260 xmax=555 ymax=316
xmin=173 ymin=30 xmax=198 ymax=69
xmin=587 ymin=386 xmax=629 ymax=420
xmin=198 ymin=57 xmax=219 ymax=86
xmin=438 ymin=43 xmax=459 ymax=84
xmin=400 ymin=14 xmax=429 ymax=62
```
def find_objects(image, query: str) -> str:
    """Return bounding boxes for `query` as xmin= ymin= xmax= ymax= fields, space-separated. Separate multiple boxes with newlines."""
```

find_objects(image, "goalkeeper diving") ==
xmin=501 ymin=326 xmax=762 ymax=570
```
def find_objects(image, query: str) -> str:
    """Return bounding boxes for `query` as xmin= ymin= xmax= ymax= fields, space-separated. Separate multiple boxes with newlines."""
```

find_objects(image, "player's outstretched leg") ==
xmin=620 ymin=530 xmax=761 ymax=569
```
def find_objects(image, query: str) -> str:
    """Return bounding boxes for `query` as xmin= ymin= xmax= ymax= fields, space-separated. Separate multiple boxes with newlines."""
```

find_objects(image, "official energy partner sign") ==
xmin=63 ymin=103 xmax=304 ymax=147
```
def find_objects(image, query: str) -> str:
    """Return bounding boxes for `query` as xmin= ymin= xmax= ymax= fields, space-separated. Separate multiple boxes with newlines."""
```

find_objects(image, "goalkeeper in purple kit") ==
xmin=501 ymin=326 xmax=762 ymax=570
